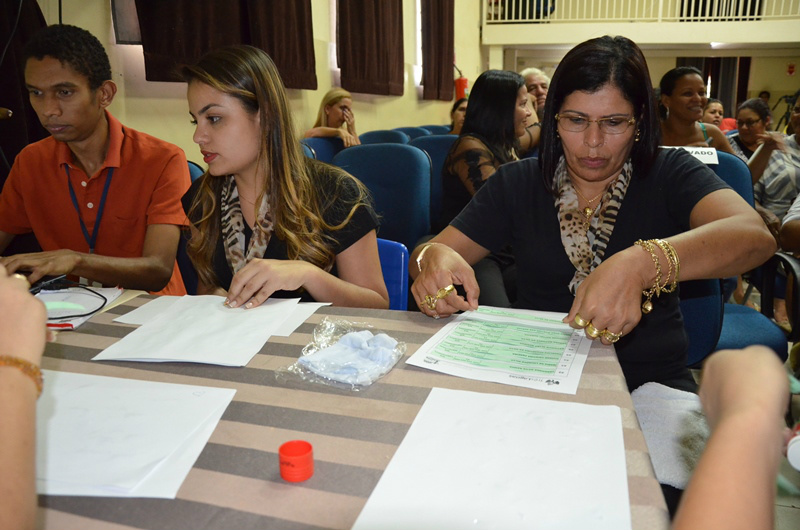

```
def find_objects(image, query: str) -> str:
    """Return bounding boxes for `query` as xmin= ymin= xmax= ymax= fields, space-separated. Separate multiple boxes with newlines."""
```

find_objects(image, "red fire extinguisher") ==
xmin=454 ymin=63 xmax=468 ymax=100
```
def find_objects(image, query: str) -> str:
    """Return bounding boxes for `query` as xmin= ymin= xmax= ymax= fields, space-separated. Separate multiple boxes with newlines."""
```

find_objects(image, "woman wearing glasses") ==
xmin=658 ymin=67 xmax=736 ymax=156
xmin=409 ymin=36 xmax=774 ymax=392
xmin=728 ymin=98 xmax=776 ymax=161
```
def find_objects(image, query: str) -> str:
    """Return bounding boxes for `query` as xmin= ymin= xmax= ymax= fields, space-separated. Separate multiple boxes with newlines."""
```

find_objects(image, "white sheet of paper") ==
xmin=353 ymin=388 xmax=631 ymax=530
xmin=114 ymin=296 xmax=325 ymax=337
xmin=94 ymin=295 xmax=299 ymax=366
xmin=36 ymin=370 xmax=235 ymax=498
xmin=113 ymin=295 xmax=180 ymax=324
xmin=406 ymin=306 xmax=591 ymax=394
xmin=272 ymin=302 xmax=329 ymax=336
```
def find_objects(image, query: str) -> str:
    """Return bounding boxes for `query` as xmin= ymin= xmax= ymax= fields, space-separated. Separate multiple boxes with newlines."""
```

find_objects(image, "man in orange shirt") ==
xmin=0 ymin=25 xmax=189 ymax=295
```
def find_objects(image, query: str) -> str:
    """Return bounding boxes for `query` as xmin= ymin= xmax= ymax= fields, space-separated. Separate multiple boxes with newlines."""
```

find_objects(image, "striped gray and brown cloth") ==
xmin=39 ymin=297 xmax=670 ymax=530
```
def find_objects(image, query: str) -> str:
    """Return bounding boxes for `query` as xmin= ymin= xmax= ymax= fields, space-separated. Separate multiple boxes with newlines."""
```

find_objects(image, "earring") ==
xmin=634 ymin=129 xmax=641 ymax=142
xmin=665 ymin=107 xmax=670 ymax=120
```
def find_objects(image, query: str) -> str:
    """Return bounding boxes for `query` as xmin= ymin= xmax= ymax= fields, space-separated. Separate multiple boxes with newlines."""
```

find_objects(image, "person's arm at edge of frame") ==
xmin=672 ymin=346 xmax=789 ymax=530
xmin=0 ymin=266 xmax=48 ymax=530
xmin=0 ymin=223 xmax=180 ymax=292
xmin=408 ymin=226 xmax=489 ymax=316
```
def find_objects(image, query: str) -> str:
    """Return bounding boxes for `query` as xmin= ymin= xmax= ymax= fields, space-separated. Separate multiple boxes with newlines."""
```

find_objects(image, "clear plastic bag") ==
xmin=276 ymin=317 xmax=406 ymax=391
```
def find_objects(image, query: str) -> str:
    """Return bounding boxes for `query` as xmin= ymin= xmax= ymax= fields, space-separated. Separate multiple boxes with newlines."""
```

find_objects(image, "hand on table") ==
xmin=225 ymin=259 xmax=314 ymax=309
xmin=563 ymin=249 xmax=648 ymax=346
xmin=410 ymin=243 xmax=478 ymax=318
xmin=0 ymin=249 xmax=81 ymax=284
xmin=0 ymin=265 xmax=47 ymax=366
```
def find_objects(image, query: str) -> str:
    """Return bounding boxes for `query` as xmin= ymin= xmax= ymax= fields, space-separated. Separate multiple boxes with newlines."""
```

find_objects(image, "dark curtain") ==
xmin=131 ymin=0 xmax=316 ymax=89
xmin=0 ymin=0 xmax=48 ymax=186
xmin=337 ymin=0 xmax=404 ymax=96
xmin=420 ymin=0 xmax=454 ymax=101
xmin=736 ymin=57 xmax=751 ymax=108
xmin=245 ymin=0 xmax=317 ymax=90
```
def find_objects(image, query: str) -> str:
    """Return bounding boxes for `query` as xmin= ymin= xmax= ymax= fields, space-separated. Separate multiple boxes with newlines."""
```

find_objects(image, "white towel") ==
xmin=631 ymin=382 xmax=709 ymax=489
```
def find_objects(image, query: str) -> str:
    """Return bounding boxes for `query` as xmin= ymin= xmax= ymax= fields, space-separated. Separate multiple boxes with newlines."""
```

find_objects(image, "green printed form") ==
xmin=430 ymin=319 xmax=574 ymax=375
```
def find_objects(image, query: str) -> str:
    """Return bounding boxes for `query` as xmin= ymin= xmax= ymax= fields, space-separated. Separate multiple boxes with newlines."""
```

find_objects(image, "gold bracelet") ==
xmin=634 ymin=239 xmax=680 ymax=314
xmin=416 ymin=243 xmax=436 ymax=272
xmin=0 ymin=356 xmax=43 ymax=398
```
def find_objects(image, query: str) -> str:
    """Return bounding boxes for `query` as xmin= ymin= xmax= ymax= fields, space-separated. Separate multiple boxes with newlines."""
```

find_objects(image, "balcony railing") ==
xmin=484 ymin=0 xmax=800 ymax=24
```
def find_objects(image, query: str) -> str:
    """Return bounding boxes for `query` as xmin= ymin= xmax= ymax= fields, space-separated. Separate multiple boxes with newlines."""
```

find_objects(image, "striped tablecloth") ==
xmin=38 ymin=298 xmax=670 ymax=530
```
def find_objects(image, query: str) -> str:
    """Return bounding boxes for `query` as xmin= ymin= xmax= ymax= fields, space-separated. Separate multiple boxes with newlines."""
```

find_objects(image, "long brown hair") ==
xmin=182 ymin=46 xmax=369 ymax=288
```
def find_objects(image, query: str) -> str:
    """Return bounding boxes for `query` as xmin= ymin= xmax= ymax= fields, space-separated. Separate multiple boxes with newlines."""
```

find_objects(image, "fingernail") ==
xmin=245 ymin=302 xmax=253 ymax=309
xmin=223 ymin=298 xmax=230 ymax=306
xmin=228 ymin=300 xmax=237 ymax=308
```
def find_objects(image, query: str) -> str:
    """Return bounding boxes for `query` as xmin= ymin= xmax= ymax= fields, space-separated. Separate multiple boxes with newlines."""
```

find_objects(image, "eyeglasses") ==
xmin=555 ymin=113 xmax=636 ymax=135
xmin=736 ymin=118 xmax=762 ymax=128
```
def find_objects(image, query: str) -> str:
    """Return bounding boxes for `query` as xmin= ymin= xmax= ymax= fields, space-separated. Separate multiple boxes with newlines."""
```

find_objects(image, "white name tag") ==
xmin=662 ymin=145 xmax=720 ymax=164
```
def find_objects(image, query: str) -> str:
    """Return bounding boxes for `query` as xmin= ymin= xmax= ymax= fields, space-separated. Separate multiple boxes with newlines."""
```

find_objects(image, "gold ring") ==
xmin=11 ymin=273 xmax=30 ymax=286
xmin=601 ymin=330 xmax=622 ymax=343
xmin=424 ymin=294 xmax=437 ymax=310
xmin=585 ymin=322 xmax=601 ymax=338
xmin=573 ymin=314 xmax=589 ymax=328
xmin=436 ymin=284 xmax=455 ymax=299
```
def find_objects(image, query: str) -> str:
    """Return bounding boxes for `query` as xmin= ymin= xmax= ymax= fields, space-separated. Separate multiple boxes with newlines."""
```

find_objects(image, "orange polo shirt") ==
xmin=0 ymin=111 xmax=190 ymax=295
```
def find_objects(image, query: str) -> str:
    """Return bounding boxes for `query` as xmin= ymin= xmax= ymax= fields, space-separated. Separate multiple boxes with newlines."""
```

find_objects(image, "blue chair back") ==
xmin=333 ymin=144 xmax=431 ymax=251
xmin=410 ymin=134 xmax=458 ymax=225
xmin=678 ymin=279 xmax=723 ymax=367
xmin=707 ymin=151 xmax=754 ymax=206
xmin=187 ymin=161 xmax=205 ymax=182
xmin=394 ymin=127 xmax=431 ymax=140
xmin=300 ymin=137 xmax=344 ymax=163
xmin=377 ymin=238 xmax=409 ymax=310
xmin=177 ymin=230 xmax=198 ymax=295
xmin=360 ymin=130 xmax=410 ymax=145
xmin=301 ymin=142 xmax=316 ymax=159
xmin=422 ymin=125 xmax=451 ymax=135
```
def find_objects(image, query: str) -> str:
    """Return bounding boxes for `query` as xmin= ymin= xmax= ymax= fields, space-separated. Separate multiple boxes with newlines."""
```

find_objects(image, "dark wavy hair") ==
xmin=658 ymin=66 xmax=704 ymax=119
xmin=737 ymin=97 xmax=772 ymax=127
xmin=460 ymin=70 xmax=525 ymax=160
xmin=539 ymin=36 xmax=660 ymax=193
xmin=23 ymin=24 xmax=111 ymax=90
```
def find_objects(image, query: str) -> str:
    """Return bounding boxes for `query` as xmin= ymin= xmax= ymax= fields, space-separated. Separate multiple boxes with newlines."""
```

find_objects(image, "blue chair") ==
xmin=394 ymin=127 xmax=431 ymax=140
xmin=176 ymin=230 xmax=198 ymax=295
xmin=300 ymin=137 xmax=344 ymax=163
xmin=377 ymin=238 xmax=409 ymax=310
xmin=333 ymin=144 xmax=431 ymax=251
xmin=359 ymin=130 xmax=410 ymax=145
xmin=679 ymin=279 xmax=723 ymax=367
xmin=422 ymin=125 xmax=451 ymax=135
xmin=706 ymin=151 xmax=788 ymax=361
xmin=187 ymin=161 xmax=205 ymax=182
xmin=301 ymin=142 xmax=316 ymax=159
xmin=409 ymin=134 xmax=458 ymax=226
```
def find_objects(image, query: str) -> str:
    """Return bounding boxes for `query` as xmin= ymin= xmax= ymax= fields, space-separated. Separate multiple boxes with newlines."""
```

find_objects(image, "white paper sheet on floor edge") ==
xmin=36 ymin=370 xmax=236 ymax=498
xmin=94 ymin=295 xmax=299 ymax=365
xmin=352 ymin=387 xmax=631 ymax=530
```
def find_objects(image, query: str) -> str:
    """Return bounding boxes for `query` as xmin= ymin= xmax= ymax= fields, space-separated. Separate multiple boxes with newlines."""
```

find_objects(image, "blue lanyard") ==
xmin=66 ymin=165 xmax=114 ymax=253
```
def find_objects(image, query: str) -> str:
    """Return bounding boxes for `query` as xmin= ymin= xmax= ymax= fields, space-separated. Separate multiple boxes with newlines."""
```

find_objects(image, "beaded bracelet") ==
xmin=0 ymin=356 xmax=43 ymax=398
xmin=634 ymin=239 xmax=680 ymax=314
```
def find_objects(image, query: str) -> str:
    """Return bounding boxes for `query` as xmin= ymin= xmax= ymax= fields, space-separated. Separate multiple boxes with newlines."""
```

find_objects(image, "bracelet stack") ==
xmin=0 ymin=355 xmax=43 ymax=398
xmin=634 ymin=239 xmax=680 ymax=314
